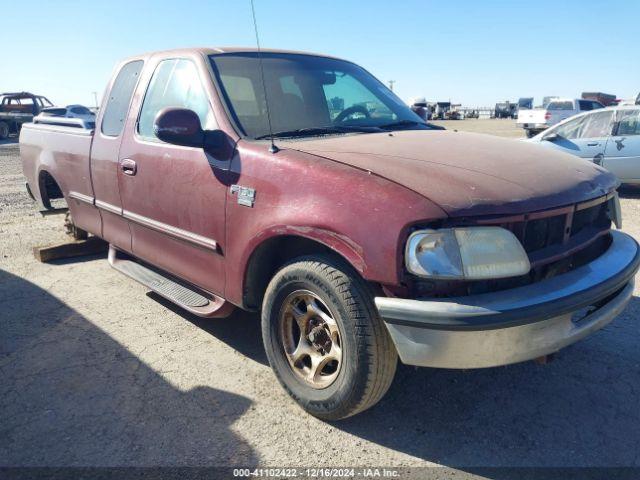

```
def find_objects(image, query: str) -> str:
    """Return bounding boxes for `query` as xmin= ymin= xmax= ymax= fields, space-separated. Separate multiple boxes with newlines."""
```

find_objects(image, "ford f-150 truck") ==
xmin=20 ymin=48 xmax=639 ymax=420
xmin=517 ymin=98 xmax=604 ymax=137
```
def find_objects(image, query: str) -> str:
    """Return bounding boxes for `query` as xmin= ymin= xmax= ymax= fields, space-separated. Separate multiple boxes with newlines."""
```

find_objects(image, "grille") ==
xmin=505 ymin=197 xmax=612 ymax=259
xmin=412 ymin=195 xmax=615 ymax=298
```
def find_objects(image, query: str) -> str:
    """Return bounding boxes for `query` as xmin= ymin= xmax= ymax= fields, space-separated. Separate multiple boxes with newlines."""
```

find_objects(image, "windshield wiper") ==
xmin=254 ymin=125 xmax=379 ymax=140
xmin=378 ymin=120 xmax=428 ymax=130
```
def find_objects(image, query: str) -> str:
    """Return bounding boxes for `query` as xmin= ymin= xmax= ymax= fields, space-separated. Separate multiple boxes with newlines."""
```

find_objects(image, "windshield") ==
xmin=209 ymin=53 xmax=425 ymax=139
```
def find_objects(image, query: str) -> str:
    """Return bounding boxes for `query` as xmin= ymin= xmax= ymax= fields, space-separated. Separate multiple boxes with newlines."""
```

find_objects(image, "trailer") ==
xmin=581 ymin=92 xmax=617 ymax=107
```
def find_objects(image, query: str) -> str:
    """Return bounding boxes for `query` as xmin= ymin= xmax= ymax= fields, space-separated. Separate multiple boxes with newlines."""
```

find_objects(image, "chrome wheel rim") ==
xmin=278 ymin=290 xmax=342 ymax=389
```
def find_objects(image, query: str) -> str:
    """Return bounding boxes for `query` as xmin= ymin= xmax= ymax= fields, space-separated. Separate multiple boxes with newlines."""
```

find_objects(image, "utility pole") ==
xmin=388 ymin=80 xmax=395 ymax=91
xmin=92 ymin=91 xmax=99 ymax=109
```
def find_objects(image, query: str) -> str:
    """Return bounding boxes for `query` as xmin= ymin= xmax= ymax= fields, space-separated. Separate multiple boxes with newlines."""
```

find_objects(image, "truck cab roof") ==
xmin=120 ymin=46 xmax=345 ymax=63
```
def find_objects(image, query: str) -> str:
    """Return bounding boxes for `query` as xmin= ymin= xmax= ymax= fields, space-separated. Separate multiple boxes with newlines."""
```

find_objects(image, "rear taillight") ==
xmin=544 ymin=112 xmax=552 ymax=120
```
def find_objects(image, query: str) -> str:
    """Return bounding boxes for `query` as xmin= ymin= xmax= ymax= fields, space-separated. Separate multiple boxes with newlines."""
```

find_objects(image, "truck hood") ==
xmin=282 ymin=130 xmax=617 ymax=217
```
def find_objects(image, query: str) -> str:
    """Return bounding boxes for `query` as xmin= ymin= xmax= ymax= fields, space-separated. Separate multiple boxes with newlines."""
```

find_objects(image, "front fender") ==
xmin=222 ymin=142 xmax=447 ymax=307
xmin=246 ymin=224 xmax=367 ymax=274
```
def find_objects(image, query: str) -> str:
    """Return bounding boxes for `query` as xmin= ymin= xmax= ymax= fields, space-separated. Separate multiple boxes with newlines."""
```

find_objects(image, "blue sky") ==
xmin=3 ymin=0 xmax=638 ymax=107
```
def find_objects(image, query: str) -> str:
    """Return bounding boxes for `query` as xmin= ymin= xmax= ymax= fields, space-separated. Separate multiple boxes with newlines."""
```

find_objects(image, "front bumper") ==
xmin=376 ymin=230 xmax=639 ymax=369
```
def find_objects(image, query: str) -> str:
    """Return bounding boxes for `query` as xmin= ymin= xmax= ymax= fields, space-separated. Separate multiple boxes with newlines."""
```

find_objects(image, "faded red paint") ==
xmin=19 ymin=47 xmax=618 ymax=314
xmin=287 ymin=130 xmax=616 ymax=217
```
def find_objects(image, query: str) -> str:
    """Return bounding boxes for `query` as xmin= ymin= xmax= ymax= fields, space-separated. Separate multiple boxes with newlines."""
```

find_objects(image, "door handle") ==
xmin=587 ymin=143 xmax=599 ymax=147
xmin=120 ymin=159 xmax=137 ymax=176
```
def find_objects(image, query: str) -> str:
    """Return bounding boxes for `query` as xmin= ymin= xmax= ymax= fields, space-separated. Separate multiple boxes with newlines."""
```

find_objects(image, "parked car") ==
xmin=518 ymin=97 xmax=533 ymax=110
xmin=494 ymin=101 xmax=517 ymax=119
xmin=65 ymin=104 xmax=96 ymax=122
xmin=20 ymin=48 xmax=638 ymax=420
xmin=445 ymin=109 xmax=462 ymax=120
xmin=434 ymin=101 xmax=451 ymax=119
xmin=0 ymin=92 xmax=54 ymax=139
xmin=409 ymin=97 xmax=432 ymax=121
xmin=517 ymin=98 xmax=604 ymax=138
xmin=528 ymin=106 xmax=640 ymax=184
xmin=515 ymin=97 xmax=533 ymax=119
xmin=41 ymin=104 xmax=96 ymax=126
xmin=33 ymin=111 xmax=96 ymax=130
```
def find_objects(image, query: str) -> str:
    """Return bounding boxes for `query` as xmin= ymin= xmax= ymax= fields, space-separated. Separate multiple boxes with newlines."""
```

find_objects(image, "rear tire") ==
xmin=261 ymin=255 xmax=397 ymax=420
xmin=0 ymin=122 xmax=9 ymax=140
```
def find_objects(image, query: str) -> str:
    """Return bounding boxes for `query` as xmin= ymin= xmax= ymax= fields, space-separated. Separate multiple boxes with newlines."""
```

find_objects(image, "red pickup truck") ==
xmin=20 ymin=48 xmax=639 ymax=420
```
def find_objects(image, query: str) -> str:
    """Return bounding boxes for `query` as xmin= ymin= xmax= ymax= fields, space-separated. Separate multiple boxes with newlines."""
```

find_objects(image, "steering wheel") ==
xmin=334 ymin=104 xmax=370 ymax=123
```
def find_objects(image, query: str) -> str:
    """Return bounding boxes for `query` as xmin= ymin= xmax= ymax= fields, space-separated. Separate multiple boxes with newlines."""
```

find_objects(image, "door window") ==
xmin=138 ymin=59 xmax=215 ymax=140
xmin=552 ymin=116 xmax=585 ymax=139
xmin=616 ymin=110 xmax=640 ymax=136
xmin=102 ymin=60 xmax=144 ymax=137
xmin=579 ymin=111 xmax=614 ymax=138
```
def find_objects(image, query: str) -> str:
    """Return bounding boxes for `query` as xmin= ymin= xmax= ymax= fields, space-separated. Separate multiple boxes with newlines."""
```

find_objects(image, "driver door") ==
xmin=117 ymin=57 xmax=228 ymax=296
xmin=571 ymin=110 xmax=614 ymax=162
xmin=540 ymin=111 xmax=613 ymax=163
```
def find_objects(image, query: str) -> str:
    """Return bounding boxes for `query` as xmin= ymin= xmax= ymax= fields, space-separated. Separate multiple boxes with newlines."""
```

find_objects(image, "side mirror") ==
xmin=543 ymin=132 xmax=559 ymax=142
xmin=153 ymin=107 xmax=230 ymax=156
xmin=154 ymin=107 xmax=205 ymax=147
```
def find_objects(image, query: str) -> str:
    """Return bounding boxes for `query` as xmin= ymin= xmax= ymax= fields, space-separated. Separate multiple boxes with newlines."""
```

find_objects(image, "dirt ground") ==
xmin=430 ymin=118 xmax=526 ymax=138
xmin=2 ymin=120 xmax=640 ymax=474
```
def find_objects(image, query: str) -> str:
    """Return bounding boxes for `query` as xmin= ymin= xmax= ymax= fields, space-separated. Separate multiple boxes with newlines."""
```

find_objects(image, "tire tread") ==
xmin=262 ymin=254 xmax=397 ymax=420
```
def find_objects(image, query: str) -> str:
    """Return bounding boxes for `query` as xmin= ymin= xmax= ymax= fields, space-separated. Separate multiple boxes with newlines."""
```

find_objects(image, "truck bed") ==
xmin=20 ymin=122 xmax=99 ymax=234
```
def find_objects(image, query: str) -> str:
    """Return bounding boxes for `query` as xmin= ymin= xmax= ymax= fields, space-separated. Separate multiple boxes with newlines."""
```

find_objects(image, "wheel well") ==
xmin=243 ymin=235 xmax=350 ymax=310
xmin=38 ymin=171 xmax=63 ymax=208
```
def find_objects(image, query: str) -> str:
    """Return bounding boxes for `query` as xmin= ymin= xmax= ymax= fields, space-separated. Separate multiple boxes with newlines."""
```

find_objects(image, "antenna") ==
xmin=250 ymin=0 xmax=279 ymax=154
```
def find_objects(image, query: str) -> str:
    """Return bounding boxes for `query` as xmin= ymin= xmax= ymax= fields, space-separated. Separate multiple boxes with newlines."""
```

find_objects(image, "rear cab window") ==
xmin=548 ymin=101 xmax=574 ymax=111
xmin=101 ymin=60 xmax=144 ymax=137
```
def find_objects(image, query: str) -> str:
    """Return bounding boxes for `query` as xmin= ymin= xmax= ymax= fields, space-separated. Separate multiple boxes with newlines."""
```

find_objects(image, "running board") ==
xmin=108 ymin=245 xmax=234 ymax=318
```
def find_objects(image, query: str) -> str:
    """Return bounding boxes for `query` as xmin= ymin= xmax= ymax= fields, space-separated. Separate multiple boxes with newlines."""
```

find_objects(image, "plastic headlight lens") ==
xmin=405 ymin=227 xmax=531 ymax=280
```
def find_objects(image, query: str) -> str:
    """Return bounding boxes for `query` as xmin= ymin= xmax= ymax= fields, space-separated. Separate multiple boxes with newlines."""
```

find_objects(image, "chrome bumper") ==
xmin=376 ymin=231 xmax=639 ymax=369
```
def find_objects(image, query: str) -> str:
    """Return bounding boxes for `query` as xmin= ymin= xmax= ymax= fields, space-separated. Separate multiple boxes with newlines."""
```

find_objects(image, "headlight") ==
xmin=405 ymin=227 xmax=531 ymax=280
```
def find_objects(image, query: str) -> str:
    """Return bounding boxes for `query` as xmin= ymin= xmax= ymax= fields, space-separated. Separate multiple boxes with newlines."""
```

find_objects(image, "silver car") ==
xmin=528 ymin=106 xmax=640 ymax=184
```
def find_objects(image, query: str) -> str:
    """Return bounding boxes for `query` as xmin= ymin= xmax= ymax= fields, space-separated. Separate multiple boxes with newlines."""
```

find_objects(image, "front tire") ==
xmin=261 ymin=255 xmax=397 ymax=420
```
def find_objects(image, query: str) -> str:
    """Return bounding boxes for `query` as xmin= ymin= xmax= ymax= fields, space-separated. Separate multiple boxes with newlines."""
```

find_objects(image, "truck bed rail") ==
xmin=33 ymin=114 xmax=95 ymax=130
